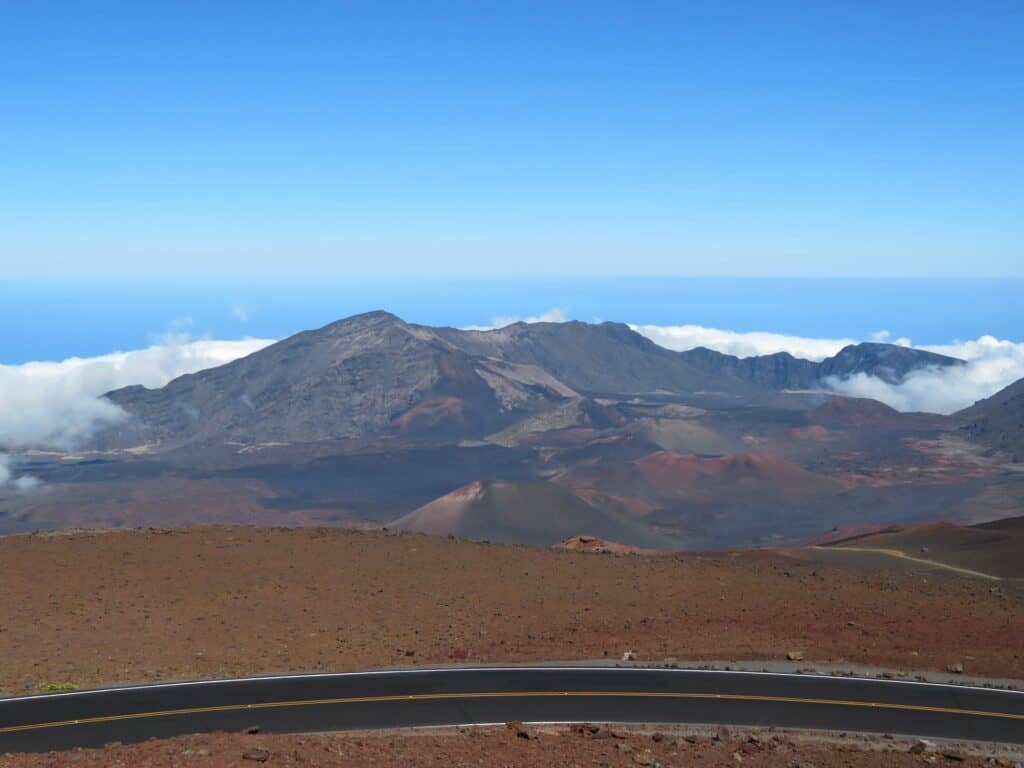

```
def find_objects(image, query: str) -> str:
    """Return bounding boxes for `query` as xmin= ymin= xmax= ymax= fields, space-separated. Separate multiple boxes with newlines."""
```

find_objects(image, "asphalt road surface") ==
xmin=1 ymin=666 xmax=1022 ymax=752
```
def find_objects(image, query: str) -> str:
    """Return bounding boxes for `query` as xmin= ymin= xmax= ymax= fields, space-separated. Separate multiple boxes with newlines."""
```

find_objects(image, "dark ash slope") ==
xmin=98 ymin=312 xmax=761 ymax=450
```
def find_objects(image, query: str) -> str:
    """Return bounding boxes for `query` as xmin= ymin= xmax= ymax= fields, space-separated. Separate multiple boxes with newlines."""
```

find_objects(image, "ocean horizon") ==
xmin=3 ymin=276 xmax=1020 ymax=364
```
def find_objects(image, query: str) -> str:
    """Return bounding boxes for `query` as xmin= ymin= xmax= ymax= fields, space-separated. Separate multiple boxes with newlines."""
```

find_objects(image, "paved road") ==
xmin=1 ymin=666 xmax=1022 ymax=752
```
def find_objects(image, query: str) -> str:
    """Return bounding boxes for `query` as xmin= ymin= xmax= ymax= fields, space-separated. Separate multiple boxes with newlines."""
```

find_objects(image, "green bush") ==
xmin=39 ymin=682 xmax=77 ymax=692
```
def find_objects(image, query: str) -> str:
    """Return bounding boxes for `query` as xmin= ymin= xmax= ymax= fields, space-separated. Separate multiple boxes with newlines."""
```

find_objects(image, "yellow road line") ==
xmin=2 ymin=690 xmax=1024 ymax=735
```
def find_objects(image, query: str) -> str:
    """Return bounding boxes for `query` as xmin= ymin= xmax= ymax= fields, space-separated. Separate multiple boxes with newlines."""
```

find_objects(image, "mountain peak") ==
xmin=391 ymin=479 xmax=669 ymax=547
xmin=322 ymin=309 xmax=406 ymax=329
xmin=680 ymin=340 xmax=964 ymax=390
xmin=819 ymin=342 xmax=963 ymax=385
xmin=96 ymin=311 xmax=788 ymax=453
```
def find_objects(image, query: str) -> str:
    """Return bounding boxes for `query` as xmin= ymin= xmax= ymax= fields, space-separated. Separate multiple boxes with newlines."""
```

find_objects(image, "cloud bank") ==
xmin=825 ymin=336 xmax=1024 ymax=414
xmin=0 ymin=337 xmax=274 ymax=450
xmin=462 ymin=311 xmax=1024 ymax=414
xmin=0 ymin=453 xmax=40 ymax=493
xmin=1 ymin=313 xmax=1021 ymax=460
xmin=631 ymin=323 xmax=858 ymax=361
xmin=630 ymin=324 xmax=1024 ymax=415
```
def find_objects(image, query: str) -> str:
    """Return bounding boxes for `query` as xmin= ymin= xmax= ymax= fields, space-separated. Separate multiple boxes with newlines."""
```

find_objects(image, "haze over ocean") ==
xmin=3 ymin=277 xmax=1019 ymax=364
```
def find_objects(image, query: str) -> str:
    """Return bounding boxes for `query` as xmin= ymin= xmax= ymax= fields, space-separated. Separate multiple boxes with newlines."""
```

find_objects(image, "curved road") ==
xmin=1 ymin=666 xmax=1023 ymax=752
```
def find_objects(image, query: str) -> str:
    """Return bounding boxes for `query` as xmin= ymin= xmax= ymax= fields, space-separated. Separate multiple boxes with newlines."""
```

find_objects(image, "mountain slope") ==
xmin=678 ymin=347 xmax=819 ymax=389
xmin=679 ymin=342 xmax=963 ymax=390
xmin=390 ymin=479 xmax=671 ymax=547
xmin=817 ymin=343 xmax=963 ymax=384
xmin=957 ymin=377 xmax=1024 ymax=460
xmin=552 ymin=448 xmax=843 ymax=515
xmin=99 ymin=312 xmax=577 ymax=449
xmin=823 ymin=517 xmax=1024 ymax=579
xmin=96 ymin=312 xmax=769 ymax=450
xmin=809 ymin=396 xmax=902 ymax=427
xmin=435 ymin=320 xmax=760 ymax=397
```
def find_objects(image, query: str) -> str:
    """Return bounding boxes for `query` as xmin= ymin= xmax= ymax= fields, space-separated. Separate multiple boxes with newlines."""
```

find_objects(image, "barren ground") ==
xmin=1 ymin=724 xmax=1019 ymax=767
xmin=1 ymin=526 xmax=1021 ymax=696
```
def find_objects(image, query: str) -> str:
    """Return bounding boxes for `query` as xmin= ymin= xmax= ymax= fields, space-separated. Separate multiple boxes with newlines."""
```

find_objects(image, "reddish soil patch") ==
xmin=0 ymin=527 xmax=1020 ymax=695
xmin=634 ymin=450 xmax=840 ymax=500
xmin=0 ymin=725 xmax=1011 ymax=767
xmin=392 ymin=395 xmax=464 ymax=432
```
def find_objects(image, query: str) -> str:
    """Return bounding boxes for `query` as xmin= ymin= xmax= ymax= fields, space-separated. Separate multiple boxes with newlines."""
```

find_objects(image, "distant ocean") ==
xmin=3 ymin=278 xmax=1020 ymax=364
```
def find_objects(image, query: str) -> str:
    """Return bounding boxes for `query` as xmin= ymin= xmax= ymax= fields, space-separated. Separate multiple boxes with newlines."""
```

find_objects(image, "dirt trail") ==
xmin=810 ymin=545 xmax=1001 ymax=580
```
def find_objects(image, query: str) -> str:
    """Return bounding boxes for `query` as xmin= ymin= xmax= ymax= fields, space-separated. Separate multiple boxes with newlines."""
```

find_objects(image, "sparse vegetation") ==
xmin=38 ymin=682 xmax=77 ymax=692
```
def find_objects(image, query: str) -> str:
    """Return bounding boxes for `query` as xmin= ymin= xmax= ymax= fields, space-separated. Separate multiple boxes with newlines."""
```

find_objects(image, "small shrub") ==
xmin=39 ymin=682 xmax=77 ymax=692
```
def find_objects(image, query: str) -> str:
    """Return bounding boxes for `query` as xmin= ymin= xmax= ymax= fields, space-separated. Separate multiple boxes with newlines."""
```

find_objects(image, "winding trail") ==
xmin=810 ymin=545 xmax=1001 ymax=580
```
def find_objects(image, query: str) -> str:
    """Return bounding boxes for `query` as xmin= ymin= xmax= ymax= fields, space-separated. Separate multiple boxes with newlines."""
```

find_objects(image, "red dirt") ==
xmin=0 ymin=526 xmax=1021 ymax=696
xmin=633 ymin=450 xmax=840 ymax=500
xmin=391 ymin=396 xmax=465 ymax=432
xmin=0 ymin=724 xmax=1011 ymax=767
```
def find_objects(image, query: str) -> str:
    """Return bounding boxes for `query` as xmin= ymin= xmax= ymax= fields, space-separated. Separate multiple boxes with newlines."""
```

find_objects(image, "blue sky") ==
xmin=1 ymin=1 xmax=1022 ymax=279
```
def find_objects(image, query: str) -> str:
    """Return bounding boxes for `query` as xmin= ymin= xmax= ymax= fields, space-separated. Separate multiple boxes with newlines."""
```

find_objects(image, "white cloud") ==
xmin=463 ymin=317 xmax=1022 ymax=413
xmin=919 ymin=335 xmax=1023 ymax=363
xmin=868 ymin=330 xmax=912 ymax=345
xmin=631 ymin=323 xmax=855 ymax=361
xmin=630 ymin=322 xmax=1024 ymax=415
xmin=0 ymin=337 xmax=275 ymax=450
xmin=0 ymin=453 xmax=39 ymax=493
xmin=827 ymin=335 xmax=1024 ymax=414
xmin=2 ymin=315 xmax=1022 ymax=454
xmin=465 ymin=308 xmax=568 ymax=331
xmin=14 ymin=474 xmax=41 ymax=492
xmin=231 ymin=303 xmax=252 ymax=322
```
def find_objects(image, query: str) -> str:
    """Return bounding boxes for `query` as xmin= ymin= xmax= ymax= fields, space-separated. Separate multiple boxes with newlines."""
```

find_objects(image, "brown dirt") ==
xmin=0 ymin=526 xmax=1021 ymax=696
xmin=555 ymin=534 xmax=660 ymax=555
xmin=0 ymin=725 xmax=1016 ymax=767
